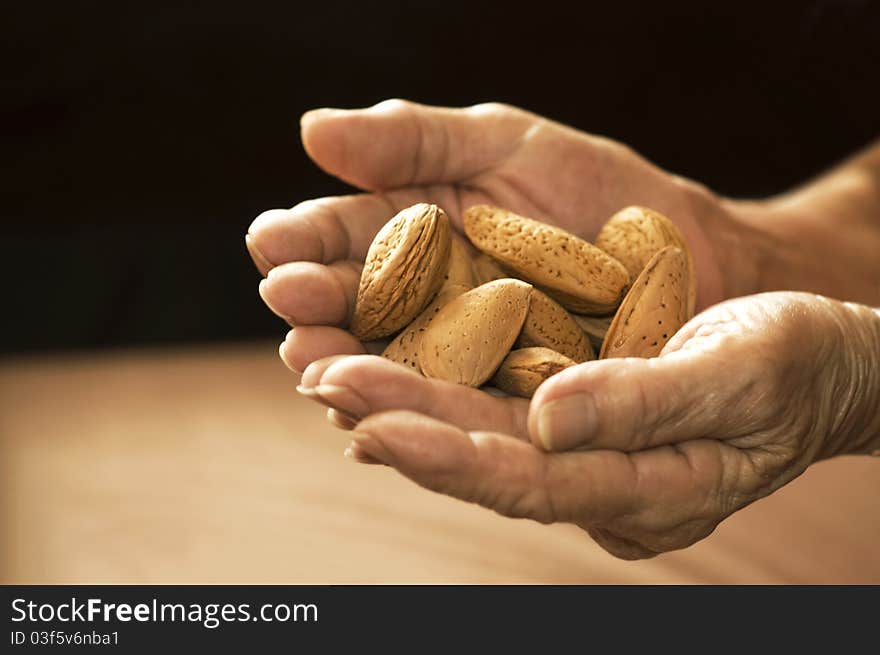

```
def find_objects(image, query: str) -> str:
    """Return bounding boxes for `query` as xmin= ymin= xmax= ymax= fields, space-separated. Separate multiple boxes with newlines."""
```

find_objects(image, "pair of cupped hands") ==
xmin=247 ymin=100 xmax=878 ymax=559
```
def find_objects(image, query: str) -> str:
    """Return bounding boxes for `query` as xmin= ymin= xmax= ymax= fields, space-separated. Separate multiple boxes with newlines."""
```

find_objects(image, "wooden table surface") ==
xmin=1 ymin=342 xmax=877 ymax=584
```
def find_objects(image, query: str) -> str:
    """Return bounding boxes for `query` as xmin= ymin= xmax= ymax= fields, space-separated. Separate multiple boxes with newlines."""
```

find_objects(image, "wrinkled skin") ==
xmin=248 ymin=100 xmax=880 ymax=559
xmin=293 ymin=293 xmax=879 ymax=559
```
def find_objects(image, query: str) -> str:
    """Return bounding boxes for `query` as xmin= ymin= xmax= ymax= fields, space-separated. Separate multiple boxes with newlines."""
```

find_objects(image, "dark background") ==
xmin=2 ymin=1 xmax=878 ymax=353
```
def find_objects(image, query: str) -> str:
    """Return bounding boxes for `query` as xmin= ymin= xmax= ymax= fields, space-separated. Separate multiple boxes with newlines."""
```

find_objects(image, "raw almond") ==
xmin=382 ymin=284 xmax=470 ymax=373
xmin=419 ymin=278 xmax=532 ymax=387
xmin=600 ymin=246 xmax=689 ymax=359
xmin=515 ymin=289 xmax=594 ymax=362
xmin=441 ymin=237 xmax=476 ymax=290
xmin=349 ymin=203 xmax=452 ymax=341
xmin=595 ymin=206 xmax=697 ymax=316
xmin=463 ymin=204 xmax=629 ymax=314
xmin=491 ymin=347 xmax=576 ymax=398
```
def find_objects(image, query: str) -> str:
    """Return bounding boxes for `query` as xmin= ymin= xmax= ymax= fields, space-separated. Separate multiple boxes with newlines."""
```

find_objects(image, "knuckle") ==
xmin=619 ymin=362 xmax=671 ymax=449
xmin=468 ymin=101 xmax=514 ymax=115
xmin=289 ymin=197 xmax=323 ymax=213
xmin=703 ymin=446 xmax=778 ymax=517
xmin=743 ymin=445 xmax=790 ymax=484
xmin=373 ymin=98 xmax=415 ymax=114
xmin=473 ymin=434 xmax=559 ymax=523
xmin=499 ymin=488 xmax=556 ymax=524
xmin=632 ymin=375 xmax=663 ymax=445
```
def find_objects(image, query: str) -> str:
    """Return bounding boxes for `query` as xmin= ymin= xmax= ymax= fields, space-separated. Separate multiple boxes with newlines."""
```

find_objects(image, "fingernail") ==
xmin=327 ymin=407 xmax=358 ymax=431
xmin=296 ymin=384 xmax=321 ymax=399
xmin=245 ymin=232 xmax=275 ymax=275
xmin=350 ymin=431 xmax=392 ymax=465
xmin=537 ymin=393 xmax=598 ymax=451
xmin=258 ymin=278 xmax=295 ymax=325
xmin=313 ymin=384 xmax=370 ymax=418
xmin=345 ymin=440 xmax=387 ymax=466
xmin=280 ymin=340 xmax=302 ymax=375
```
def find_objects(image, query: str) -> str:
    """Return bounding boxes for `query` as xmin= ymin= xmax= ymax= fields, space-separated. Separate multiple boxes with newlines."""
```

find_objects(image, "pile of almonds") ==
xmin=349 ymin=203 xmax=696 ymax=398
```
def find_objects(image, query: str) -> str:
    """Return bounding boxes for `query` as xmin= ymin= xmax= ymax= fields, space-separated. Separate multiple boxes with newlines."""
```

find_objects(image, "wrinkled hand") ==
xmin=247 ymin=99 xmax=751 ymax=373
xmin=297 ymin=292 xmax=880 ymax=559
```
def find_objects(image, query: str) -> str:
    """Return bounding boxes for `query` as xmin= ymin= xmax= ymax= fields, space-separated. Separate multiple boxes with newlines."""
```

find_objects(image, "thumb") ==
xmin=300 ymin=99 xmax=533 ymax=191
xmin=528 ymin=348 xmax=753 ymax=452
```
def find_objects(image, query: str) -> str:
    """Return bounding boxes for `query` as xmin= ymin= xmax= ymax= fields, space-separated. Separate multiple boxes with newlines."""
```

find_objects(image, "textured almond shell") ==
xmin=600 ymin=246 xmax=689 ymax=359
xmin=463 ymin=204 xmax=629 ymax=314
xmin=491 ymin=347 xmax=576 ymax=398
xmin=595 ymin=206 xmax=697 ymax=316
xmin=471 ymin=252 xmax=507 ymax=285
xmin=381 ymin=284 xmax=469 ymax=373
xmin=418 ymin=278 xmax=532 ymax=387
xmin=515 ymin=289 xmax=594 ymax=363
xmin=350 ymin=203 xmax=452 ymax=341
xmin=441 ymin=237 xmax=476 ymax=290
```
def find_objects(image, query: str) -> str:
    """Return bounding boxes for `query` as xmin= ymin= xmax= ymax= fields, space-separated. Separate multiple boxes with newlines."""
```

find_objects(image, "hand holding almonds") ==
xmin=348 ymin=202 xmax=696 ymax=397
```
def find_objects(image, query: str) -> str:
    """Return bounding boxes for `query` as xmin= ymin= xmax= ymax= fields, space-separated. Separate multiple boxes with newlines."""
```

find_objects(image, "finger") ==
xmin=259 ymin=260 xmax=361 ymax=327
xmin=326 ymin=407 xmax=358 ymax=431
xmin=280 ymin=327 xmax=366 ymax=374
xmin=299 ymin=355 xmax=530 ymax=437
xmin=528 ymin=345 xmax=758 ymax=452
xmin=245 ymin=232 xmax=274 ymax=277
xmin=300 ymin=99 xmax=534 ymax=191
xmin=247 ymin=186 xmax=474 ymax=273
xmin=344 ymin=440 xmax=386 ymax=465
xmin=298 ymin=354 xmax=356 ymax=387
xmin=355 ymin=411 xmax=734 ymax=531
xmin=248 ymin=195 xmax=396 ymax=271
xmin=351 ymin=410 xmax=646 ymax=524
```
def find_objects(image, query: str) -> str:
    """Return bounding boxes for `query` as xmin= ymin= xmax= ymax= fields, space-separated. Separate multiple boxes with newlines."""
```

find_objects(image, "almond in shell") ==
xmin=419 ymin=278 xmax=532 ymax=387
xmin=600 ymin=246 xmax=690 ymax=359
xmin=491 ymin=347 xmax=576 ymax=398
xmin=463 ymin=204 xmax=629 ymax=315
xmin=382 ymin=284 xmax=470 ymax=373
xmin=441 ymin=237 xmax=476 ymax=290
xmin=515 ymin=289 xmax=594 ymax=363
xmin=595 ymin=206 xmax=697 ymax=316
xmin=349 ymin=203 xmax=452 ymax=341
